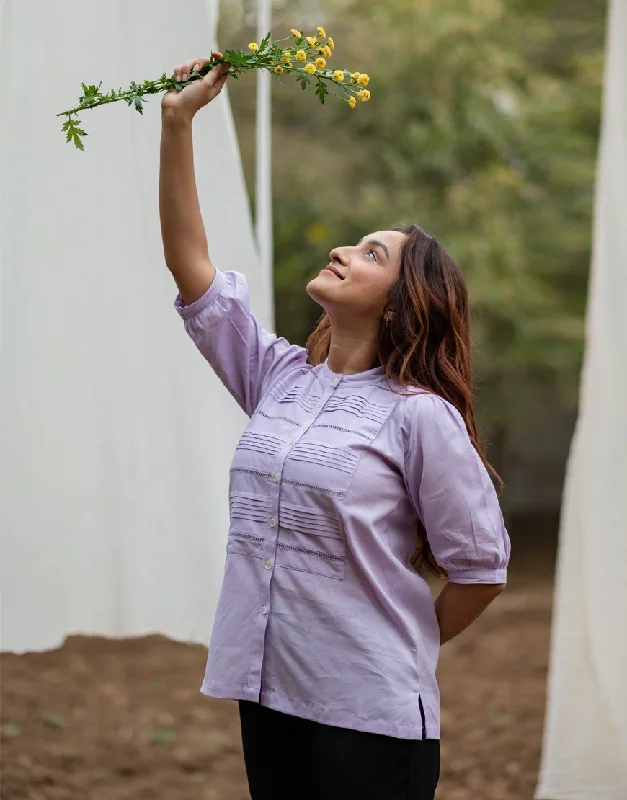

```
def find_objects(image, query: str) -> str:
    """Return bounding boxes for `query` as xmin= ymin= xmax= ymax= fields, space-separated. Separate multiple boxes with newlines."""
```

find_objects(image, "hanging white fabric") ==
xmin=536 ymin=1 xmax=627 ymax=797
xmin=0 ymin=0 xmax=272 ymax=653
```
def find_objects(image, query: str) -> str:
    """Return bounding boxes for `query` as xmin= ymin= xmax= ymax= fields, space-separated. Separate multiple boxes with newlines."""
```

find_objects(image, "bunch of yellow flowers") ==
xmin=59 ymin=26 xmax=371 ymax=150
xmin=245 ymin=27 xmax=371 ymax=109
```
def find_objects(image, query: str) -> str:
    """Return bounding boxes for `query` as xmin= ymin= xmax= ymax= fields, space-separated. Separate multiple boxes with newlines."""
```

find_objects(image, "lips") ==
xmin=324 ymin=264 xmax=345 ymax=280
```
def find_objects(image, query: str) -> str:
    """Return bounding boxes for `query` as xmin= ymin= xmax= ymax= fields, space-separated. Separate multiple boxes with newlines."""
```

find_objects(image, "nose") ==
xmin=329 ymin=246 xmax=349 ymax=265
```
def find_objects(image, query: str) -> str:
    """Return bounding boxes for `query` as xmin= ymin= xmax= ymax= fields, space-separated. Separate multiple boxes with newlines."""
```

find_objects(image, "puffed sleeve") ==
xmin=403 ymin=393 xmax=510 ymax=584
xmin=175 ymin=269 xmax=307 ymax=417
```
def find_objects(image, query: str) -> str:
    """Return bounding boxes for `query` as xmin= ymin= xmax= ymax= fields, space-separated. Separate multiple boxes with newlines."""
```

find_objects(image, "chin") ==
xmin=305 ymin=275 xmax=331 ymax=308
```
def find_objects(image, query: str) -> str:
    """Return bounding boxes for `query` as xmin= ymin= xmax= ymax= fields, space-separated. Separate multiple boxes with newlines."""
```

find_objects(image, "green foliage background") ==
xmin=219 ymin=0 xmax=606 ymax=520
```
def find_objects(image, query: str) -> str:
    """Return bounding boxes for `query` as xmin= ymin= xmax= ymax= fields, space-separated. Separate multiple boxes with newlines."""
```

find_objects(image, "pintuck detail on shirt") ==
xmin=175 ymin=269 xmax=510 ymax=740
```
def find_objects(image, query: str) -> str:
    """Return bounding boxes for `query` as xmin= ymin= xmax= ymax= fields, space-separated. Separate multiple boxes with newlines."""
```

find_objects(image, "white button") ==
xmin=332 ymin=378 xmax=340 ymax=386
xmin=264 ymin=560 xmax=272 ymax=570
xmin=272 ymin=473 xmax=280 ymax=483
xmin=260 ymin=604 xmax=269 ymax=615
xmin=268 ymin=517 xmax=276 ymax=528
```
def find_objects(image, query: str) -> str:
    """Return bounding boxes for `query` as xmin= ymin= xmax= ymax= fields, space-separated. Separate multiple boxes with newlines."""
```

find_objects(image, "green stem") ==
xmin=60 ymin=91 xmax=145 ymax=118
xmin=57 ymin=56 xmax=227 ymax=118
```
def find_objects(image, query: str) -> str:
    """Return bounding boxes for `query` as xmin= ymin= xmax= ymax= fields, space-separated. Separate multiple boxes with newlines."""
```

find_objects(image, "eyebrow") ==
xmin=360 ymin=238 xmax=390 ymax=260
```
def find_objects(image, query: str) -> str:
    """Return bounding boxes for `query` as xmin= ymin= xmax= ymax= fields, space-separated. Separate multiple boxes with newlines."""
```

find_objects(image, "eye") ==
xmin=366 ymin=248 xmax=378 ymax=262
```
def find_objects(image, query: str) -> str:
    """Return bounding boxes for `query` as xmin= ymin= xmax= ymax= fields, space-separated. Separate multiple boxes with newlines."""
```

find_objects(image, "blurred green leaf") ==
xmin=2 ymin=723 xmax=22 ymax=739
xmin=150 ymin=727 xmax=177 ymax=745
xmin=42 ymin=712 xmax=65 ymax=729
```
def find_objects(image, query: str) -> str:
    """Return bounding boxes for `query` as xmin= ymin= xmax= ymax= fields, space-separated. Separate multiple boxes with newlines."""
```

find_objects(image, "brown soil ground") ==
xmin=1 ymin=549 xmax=554 ymax=800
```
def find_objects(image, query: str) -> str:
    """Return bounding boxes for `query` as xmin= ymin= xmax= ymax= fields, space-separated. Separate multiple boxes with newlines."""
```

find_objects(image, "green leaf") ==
xmin=315 ymin=81 xmax=328 ymax=105
xmin=150 ymin=727 xmax=177 ymax=745
xmin=80 ymin=82 xmax=102 ymax=99
xmin=62 ymin=116 xmax=87 ymax=151
xmin=2 ymin=723 xmax=21 ymax=739
xmin=259 ymin=31 xmax=272 ymax=51
xmin=42 ymin=712 xmax=65 ymax=728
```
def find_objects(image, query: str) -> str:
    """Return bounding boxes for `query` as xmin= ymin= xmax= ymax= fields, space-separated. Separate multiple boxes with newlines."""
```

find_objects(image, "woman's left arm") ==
xmin=403 ymin=393 xmax=511 ymax=639
xmin=435 ymin=582 xmax=506 ymax=644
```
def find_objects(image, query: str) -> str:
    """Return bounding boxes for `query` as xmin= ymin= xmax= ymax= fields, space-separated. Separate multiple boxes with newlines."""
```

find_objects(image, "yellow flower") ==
xmin=316 ymin=26 xmax=327 ymax=39
xmin=322 ymin=45 xmax=332 ymax=58
xmin=283 ymin=52 xmax=292 ymax=64
xmin=348 ymin=96 xmax=357 ymax=109
xmin=350 ymin=72 xmax=361 ymax=83
xmin=333 ymin=70 xmax=345 ymax=82
xmin=306 ymin=36 xmax=318 ymax=47
xmin=315 ymin=57 xmax=326 ymax=69
xmin=358 ymin=89 xmax=371 ymax=102
xmin=274 ymin=65 xmax=284 ymax=75
xmin=304 ymin=62 xmax=317 ymax=74
xmin=357 ymin=73 xmax=370 ymax=87
xmin=295 ymin=50 xmax=307 ymax=62
xmin=327 ymin=37 xmax=335 ymax=50
xmin=290 ymin=29 xmax=302 ymax=38
xmin=248 ymin=42 xmax=259 ymax=52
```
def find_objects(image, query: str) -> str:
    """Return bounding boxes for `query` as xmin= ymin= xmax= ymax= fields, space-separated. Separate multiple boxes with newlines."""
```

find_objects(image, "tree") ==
xmin=221 ymin=0 xmax=606 ymax=515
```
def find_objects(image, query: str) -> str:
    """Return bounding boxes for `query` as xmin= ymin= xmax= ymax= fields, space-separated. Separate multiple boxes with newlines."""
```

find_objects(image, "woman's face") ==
xmin=306 ymin=230 xmax=406 ymax=320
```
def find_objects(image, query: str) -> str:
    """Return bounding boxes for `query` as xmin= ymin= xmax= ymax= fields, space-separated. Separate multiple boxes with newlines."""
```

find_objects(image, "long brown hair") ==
xmin=306 ymin=224 xmax=501 ymax=580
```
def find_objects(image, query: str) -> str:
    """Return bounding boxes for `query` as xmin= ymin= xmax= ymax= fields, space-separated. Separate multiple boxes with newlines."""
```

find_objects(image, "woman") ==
xmin=160 ymin=57 xmax=510 ymax=800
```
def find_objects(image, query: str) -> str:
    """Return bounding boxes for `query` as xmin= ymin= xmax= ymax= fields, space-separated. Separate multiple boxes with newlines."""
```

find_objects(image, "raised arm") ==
xmin=163 ymin=56 xmax=308 ymax=415
xmin=159 ymin=55 xmax=229 ymax=304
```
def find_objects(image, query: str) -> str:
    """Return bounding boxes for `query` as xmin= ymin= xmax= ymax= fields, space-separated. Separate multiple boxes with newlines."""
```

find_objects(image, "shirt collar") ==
xmin=316 ymin=360 xmax=387 ymax=387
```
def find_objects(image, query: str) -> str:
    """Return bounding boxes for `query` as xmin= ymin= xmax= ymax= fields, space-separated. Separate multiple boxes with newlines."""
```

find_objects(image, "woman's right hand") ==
xmin=161 ymin=53 xmax=229 ymax=121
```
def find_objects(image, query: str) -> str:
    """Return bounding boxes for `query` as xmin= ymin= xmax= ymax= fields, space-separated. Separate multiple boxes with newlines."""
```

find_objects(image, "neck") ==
xmin=325 ymin=317 xmax=380 ymax=375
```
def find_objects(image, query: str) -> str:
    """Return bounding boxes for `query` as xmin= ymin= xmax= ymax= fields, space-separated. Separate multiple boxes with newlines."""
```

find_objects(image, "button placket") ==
xmin=268 ymin=379 xmax=338 ymax=591
xmin=253 ymin=374 xmax=345 ymax=625
xmin=295 ymin=384 xmax=335 ymax=441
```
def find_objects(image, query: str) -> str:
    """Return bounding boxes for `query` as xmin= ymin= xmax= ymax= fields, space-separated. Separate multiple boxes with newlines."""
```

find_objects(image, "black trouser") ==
xmin=239 ymin=700 xmax=440 ymax=800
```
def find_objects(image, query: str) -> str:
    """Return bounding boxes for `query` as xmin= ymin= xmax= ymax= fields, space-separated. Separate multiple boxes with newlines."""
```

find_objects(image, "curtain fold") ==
xmin=536 ymin=1 xmax=627 ymax=797
xmin=0 ymin=0 xmax=270 ymax=653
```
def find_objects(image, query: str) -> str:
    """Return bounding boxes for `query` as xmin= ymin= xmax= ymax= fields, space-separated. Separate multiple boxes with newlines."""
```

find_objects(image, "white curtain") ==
xmin=536 ymin=1 xmax=627 ymax=797
xmin=0 ymin=0 xmax=271 ymax=652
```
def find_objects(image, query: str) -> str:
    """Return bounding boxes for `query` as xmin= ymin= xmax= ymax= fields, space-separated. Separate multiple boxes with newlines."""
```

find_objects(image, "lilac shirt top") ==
xmin=176 ymin=269 xmax=510 ymax=740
